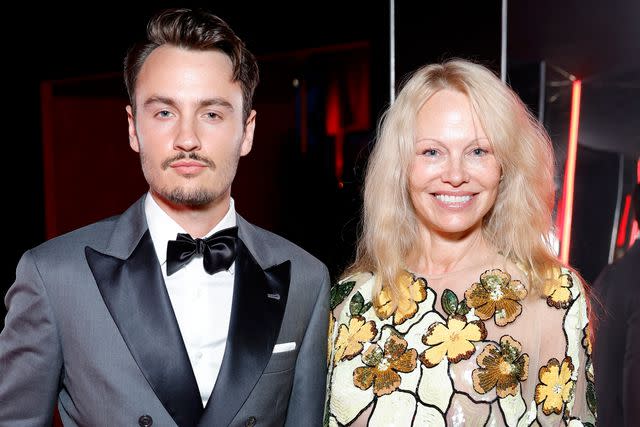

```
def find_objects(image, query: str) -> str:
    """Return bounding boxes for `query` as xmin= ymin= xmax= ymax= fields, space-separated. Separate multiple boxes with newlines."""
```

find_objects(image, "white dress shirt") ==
xmin=145 ymin=193 xmax=236 ymax=407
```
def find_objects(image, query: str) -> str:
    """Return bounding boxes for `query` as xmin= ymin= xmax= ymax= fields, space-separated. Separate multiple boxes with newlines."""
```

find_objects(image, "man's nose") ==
xmin=173 ymin=120 xmax=201 ymax=152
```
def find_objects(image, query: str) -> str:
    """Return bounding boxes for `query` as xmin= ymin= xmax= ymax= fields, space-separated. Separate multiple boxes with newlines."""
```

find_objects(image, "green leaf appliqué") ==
xmin=456 ymin=299 xmax=471 ymax=316
xmin=586 ymin=380 xmax=597 ymax=416
xmin=330 ymin=281 xmax=356 ymax=310
xmin=349 ymin=291 xmax=372 ymax=316
xmin=441 ymin=289 xmax=459 ymax=316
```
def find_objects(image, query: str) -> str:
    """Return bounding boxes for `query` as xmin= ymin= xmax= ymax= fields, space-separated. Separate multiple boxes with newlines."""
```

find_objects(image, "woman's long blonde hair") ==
xmin=349 ymin=59 xmax=561 ymax=308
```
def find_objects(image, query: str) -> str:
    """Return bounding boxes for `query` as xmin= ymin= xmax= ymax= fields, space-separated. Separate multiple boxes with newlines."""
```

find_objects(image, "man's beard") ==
xmin=161 ymin=187 xmax=218 ymax=207
xmin=138 ymin=140 xmax=242 ymax=208
xmin=140 ymin=151 xmax=222 ymax=207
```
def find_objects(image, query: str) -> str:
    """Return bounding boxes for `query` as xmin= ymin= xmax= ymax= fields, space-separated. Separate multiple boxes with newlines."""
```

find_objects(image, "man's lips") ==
xmin=170 ymin=160 xmax=208 ymax=174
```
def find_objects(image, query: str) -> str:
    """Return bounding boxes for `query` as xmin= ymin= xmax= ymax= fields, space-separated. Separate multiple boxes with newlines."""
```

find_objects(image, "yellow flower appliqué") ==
xmin=582 ymin=325 xmax=592 ymax=356
xmin=374 ymin=271 xmax=427 ymax=325
xmin=419 ymin=314 xmax=487 ymax=367
xmin=353 ymin=334 xmax=417 ymax=396
xmin=472 ymin=335 xmax=530 ymax=398
xmin=534 ymin=357 xmax=575 ymax=415
xmin=464 ymin=269 xmax=527 ymax=326
xmin=542 ymin=267 xmax=573 ymax=309
xmin=333 ymin=316 xmax=378 ymax=366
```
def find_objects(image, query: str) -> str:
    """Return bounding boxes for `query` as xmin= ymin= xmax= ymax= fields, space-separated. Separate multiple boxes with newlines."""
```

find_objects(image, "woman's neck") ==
xmin=409 ymin=226 xmax=498 ymax=277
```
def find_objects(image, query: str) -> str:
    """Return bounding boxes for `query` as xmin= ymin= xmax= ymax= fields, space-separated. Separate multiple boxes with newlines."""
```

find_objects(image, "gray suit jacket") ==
xmin=0 ymin=196 xmax=329 ymax=427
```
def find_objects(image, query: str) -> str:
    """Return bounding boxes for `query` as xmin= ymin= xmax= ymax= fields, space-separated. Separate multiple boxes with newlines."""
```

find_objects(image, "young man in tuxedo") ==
xmin=592 ymin=182 xmax=640 ymax=426
xmin=0 ymin=8 xmax=329 ymax=427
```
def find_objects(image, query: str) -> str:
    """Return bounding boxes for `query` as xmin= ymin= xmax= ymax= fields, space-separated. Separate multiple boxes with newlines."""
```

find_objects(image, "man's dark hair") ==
xmin=124 ymin=8 xmax=259 ymax=121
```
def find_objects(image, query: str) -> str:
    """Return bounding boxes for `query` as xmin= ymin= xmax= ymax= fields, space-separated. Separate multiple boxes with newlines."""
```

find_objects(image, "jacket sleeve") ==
xmin=623 ymin=279 xmax=640 ymax=423
xmin=0 ymin=250 xmax=62 ymax=425
xmin=284 ymin=265 xmax=330 ymax=427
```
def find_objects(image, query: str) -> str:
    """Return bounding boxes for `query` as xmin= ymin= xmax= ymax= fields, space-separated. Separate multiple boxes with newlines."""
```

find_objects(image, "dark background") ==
xmin=2 ymin=1 xmax=638 ymax=326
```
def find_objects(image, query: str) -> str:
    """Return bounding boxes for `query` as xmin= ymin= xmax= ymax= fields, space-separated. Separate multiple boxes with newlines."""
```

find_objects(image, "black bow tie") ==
xmin=166 ymin=227 xmax=239 ymax=276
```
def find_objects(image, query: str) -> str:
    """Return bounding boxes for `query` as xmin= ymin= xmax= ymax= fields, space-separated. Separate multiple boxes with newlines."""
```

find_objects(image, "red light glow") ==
xmin=559 ymin=80 xmax=582 ymax=264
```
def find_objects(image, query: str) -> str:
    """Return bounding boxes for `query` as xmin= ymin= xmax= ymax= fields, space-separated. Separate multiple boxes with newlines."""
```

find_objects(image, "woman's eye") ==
xmin=423 ymin=149 xmax=438 ymax=157
xmin=472 ymin=148 xmax=487 ymax=156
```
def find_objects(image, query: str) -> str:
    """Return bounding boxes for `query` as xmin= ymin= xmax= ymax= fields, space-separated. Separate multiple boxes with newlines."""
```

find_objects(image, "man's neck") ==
xmin=150 ymin=192 xmax=231 ymax=238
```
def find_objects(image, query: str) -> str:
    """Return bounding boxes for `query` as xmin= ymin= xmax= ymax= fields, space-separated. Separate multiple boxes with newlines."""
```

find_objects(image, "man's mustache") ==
xmin=161 ymin=152 xmax=215 ymax=170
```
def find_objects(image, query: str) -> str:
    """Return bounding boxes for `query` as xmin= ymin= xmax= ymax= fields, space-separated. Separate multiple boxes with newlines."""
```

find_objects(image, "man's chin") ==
xmin=161 ymin=188 xmax=219 ymax=207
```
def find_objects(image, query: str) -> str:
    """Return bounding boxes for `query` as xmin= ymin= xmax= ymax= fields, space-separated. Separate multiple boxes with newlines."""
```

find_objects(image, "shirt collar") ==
xmin=145 ymin=193 xmax=237 ymax=266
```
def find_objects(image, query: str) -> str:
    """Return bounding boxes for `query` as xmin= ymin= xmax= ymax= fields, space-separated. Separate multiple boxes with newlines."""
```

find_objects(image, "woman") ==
xmin=325 ymin=59 xmax=595 ymax=426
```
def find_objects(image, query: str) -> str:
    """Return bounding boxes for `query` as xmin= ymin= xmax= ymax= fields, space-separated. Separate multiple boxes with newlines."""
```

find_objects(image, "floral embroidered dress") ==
xmin=325 ymin=263 xmax=596 ymax=426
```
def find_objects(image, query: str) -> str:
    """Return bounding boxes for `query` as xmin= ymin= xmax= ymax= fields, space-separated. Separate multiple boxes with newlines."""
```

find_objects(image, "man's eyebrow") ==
xmin=142 ymin=96 xmax=177 ymax=109
xmin=142 ymin=96 xmax=234 ymax=111
xmin=199 ymin=97 xmax=234 ymax=111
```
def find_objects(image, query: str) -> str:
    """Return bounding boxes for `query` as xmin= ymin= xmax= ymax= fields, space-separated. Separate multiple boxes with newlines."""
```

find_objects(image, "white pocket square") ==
xmin=273 ymin=342 xmax=296 ymax=353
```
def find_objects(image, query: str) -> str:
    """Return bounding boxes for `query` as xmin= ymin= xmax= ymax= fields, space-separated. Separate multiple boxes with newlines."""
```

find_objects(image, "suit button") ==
xmin=138 ymin=414 xmax=153 ymax=426
xmin=245 ymin=416 xmax=257 ymax=426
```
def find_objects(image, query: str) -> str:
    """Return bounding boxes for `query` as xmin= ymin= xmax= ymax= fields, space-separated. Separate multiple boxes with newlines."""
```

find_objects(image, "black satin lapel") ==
xmin=200 ymin=242 xmax=291 ymax=427
xmin=86 ymin=230 xmax=203 ymax=427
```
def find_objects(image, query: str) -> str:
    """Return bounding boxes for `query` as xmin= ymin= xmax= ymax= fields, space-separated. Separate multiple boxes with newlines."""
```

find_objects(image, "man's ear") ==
xmin=240 ymin=110 xmax=256 ymax=157
xmin=126 ymin=105 xmax=140 ymax=153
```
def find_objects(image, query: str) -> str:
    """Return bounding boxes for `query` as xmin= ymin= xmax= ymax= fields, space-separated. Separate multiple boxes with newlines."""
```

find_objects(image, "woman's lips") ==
xmin=432 ymin=192 xmax=476 ymax=209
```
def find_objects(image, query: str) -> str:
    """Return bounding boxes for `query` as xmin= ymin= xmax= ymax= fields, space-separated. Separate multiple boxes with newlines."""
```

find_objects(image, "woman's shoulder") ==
xmin=330 ymin=271 xmax=376 ymax=317
xmin=540 ymin=264 xmax=590 ymax=308
xmin=564 ymin=266 xmax=589 ymax=296
xmin=339 ymin=270 xmax=375 ymax=284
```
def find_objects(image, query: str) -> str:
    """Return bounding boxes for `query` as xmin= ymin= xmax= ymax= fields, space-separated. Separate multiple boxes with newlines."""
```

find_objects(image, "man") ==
xmin=592 ymin=182 xmax=640 ymax=426
xmin=0 ymin=8 xmax=329 ymax=427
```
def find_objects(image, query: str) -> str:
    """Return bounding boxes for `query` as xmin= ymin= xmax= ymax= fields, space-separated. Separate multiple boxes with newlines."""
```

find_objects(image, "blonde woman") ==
xmin=326 ymin=59 xmax=596 ymax=426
